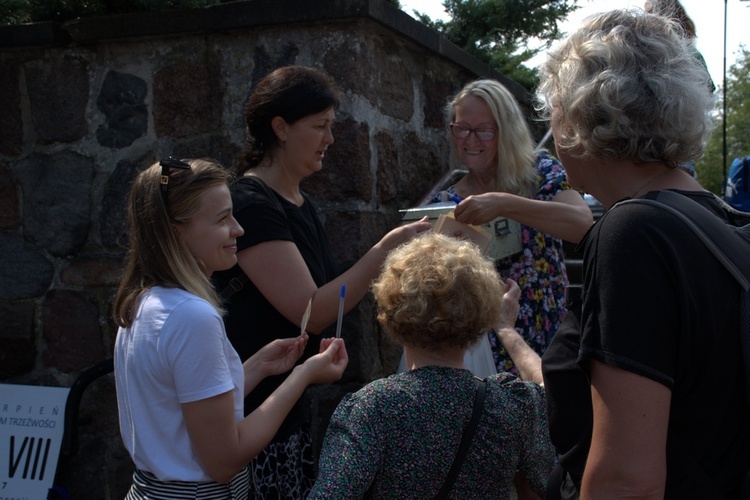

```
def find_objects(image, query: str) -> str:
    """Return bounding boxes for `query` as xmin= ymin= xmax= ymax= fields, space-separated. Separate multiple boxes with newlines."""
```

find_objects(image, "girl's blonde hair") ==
xmin=113 ymin=158 xmax=233 ymax=327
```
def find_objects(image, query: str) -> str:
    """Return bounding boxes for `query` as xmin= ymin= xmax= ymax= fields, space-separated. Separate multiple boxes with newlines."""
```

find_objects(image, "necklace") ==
xmin=630 ymin=168 xmax=672 ymax=198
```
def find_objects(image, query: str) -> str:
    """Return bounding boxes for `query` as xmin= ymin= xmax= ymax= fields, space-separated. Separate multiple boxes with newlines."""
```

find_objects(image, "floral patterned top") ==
xmin=309 ymin=366 xmax=553 ymax=499
xmin=434 ymin=153 xmax=571 ymax=374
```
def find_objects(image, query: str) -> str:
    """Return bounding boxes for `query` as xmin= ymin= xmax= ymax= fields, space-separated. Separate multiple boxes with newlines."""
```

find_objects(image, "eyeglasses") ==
xmin=450 ymin=123 xmax=498 ymax=141
xmin=159 ymin=156 xmax=190 ymax=203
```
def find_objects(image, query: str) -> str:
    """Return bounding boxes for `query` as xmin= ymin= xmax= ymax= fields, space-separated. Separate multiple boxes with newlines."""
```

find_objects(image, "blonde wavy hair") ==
xmin=535 ymin=9 xmax=715 ymax=165
xmin=372 ymin=233 xmax=503 ymax=351
xmin=446 ymin=79 xmax=536 ymax=197
xmin=113 ymin=158 xmax=233 ymax=328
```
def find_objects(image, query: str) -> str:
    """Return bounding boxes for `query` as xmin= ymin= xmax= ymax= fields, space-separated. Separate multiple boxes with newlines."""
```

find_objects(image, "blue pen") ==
xmin=450 ymin=194 xmax=462 ymax=204
xmin=335 ymin=285 xmax=346 ymax=338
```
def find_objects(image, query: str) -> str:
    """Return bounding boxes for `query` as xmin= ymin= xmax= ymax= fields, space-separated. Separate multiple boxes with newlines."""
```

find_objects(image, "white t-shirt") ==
xmin=114 ymin=286 xmax=244 ymax=481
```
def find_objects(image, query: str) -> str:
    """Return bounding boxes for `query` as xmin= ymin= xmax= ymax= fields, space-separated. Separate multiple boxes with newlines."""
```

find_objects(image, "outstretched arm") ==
xmin=454 ymin=189 xmax=593 ymax=244
xmin=183 ymin=338 xmax=349 ymax=484
xmin=237 ymin=218 xmax=431 ymax=335
xmin=493 ymin=279 xmax=543 ymax=385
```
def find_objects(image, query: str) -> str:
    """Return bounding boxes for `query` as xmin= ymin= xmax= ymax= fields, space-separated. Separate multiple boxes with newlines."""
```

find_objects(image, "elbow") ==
xmin=568 ymin=211 xmax=594 ymax=244
xmin=206 ymin=467 xmax=239 ymax=486
xmin=202 ymin=460 xmax=245 ymax=485
xmin=582 ymin=465 xmax=665 ymax=499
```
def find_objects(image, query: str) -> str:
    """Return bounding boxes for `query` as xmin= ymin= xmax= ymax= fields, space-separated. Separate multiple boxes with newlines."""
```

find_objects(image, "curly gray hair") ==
xmin=535 ymin=9 xmax=716 ymax=165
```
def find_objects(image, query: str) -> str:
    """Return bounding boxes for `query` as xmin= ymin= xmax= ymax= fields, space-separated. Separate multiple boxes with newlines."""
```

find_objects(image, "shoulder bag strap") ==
xmin=619 ymin=191 xmax=750 ymax=499
xmin=434 ymin=377 xmax=486 ymax=500
xmin=619 ymin=191 xmax=750 ymax=289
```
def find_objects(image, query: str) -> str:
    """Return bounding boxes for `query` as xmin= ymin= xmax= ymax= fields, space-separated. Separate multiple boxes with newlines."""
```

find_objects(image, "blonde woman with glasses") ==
xmin=436 ymin=79 xmax=592 ymax=377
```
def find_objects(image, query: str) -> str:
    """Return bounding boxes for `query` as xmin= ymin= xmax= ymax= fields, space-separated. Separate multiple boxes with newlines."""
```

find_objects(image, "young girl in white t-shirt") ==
xmin=113 ymin=157 xmax=348 ymax=498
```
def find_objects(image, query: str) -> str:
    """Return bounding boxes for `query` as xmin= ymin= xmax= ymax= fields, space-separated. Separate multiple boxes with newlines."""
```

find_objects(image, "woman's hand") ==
xmin=494 ymin=279 xmax=543 ymax=385
xmin=243 ymin=334 xmax=308 ymax=394
xmin=497 ymin=278 xmax=521 ymax=330
xmin=454 ymin=193 xmax=503 ymax=226
xmin=257 ymin=335 xmax=308 ymax=376
xmin=297 ymin=338 xmax=349 ymax=385
xmin=379 ymin=216 xmax=432 ymax=252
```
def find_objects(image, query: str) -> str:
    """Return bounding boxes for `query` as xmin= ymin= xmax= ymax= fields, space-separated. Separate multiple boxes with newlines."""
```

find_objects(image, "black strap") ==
xmin=218 ymin=176 xmax=287 ymax=301
xmin=434 ymin=377 xmax=486 ymax=499
xmin=622 ymin=191 xmax=750 ymax=399
xmin=623 ymin=191 xmax=750 ymax=290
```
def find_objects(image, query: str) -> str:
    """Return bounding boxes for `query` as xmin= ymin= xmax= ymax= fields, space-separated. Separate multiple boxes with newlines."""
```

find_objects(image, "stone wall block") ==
xmin=0 ymin=163 xmax=20 ymax=229
xmin=303 ymin=117 xmax=372 ymax=203
xmin=339 ymin=296 xmax=383 ymax=381
xmin=99 ymin=155 xmax=150 ymax=249
xmin=422 ymin=69 xmax=464 ymax=129
xmin=0 ymin=301 xmax=36 ymax=378
xmin=399 ymin=131 xmax=446 ymax=204
xmin=375 ymin=131 xmax=399 ymax=204
xmin=14 ymin=151 xmax=94 ymax=257
xmin=323 ymin=210 xmax=388 ymax=269
xmin=250 ymin=41 xmax=300 ymax=88
xmin=321 ymin=36 xmax=370 ymax=94
xmin=96 ymin=70 xmax=148 ymax=149
xmin=26 ymin=56 xmax=89 ymax=144
xmin=0 ymin=64 xmax=23 ymax=155
xmin=0 ymin=232 xmax=54 ymax=300
xmin=346 ymin=294 xmax=401 ymax=382
xmin=42 ymin=289 xmax=106 ymax=373
xmin=173 ymin=134 xmax=242 ymax=172
xmin=153 ymin=57 xmax=223 ymax=138
xmin=61 ymin=258 xmax=124 ymax=288
xmin=365 ymin=39 xmax=414 ymax=123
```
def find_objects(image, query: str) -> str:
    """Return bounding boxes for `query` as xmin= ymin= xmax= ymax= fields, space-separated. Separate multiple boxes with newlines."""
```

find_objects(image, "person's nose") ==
xmin=230 ymin=216 xmax=244 ymax=237
xmin=324 ymin=125 xmax=334 ymax=145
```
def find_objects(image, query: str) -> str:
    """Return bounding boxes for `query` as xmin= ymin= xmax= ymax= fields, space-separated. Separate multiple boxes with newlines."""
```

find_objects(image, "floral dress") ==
xmin=434 ymin=153 xmax=571 ymax=374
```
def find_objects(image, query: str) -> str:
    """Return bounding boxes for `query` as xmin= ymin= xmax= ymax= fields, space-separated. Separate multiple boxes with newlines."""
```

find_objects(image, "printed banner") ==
xmin=0 ymin=384 xmax=70 ymax=499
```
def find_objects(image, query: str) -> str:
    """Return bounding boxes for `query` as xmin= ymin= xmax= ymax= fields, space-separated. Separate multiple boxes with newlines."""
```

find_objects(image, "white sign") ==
xmin=0 ymin=384 xmax=70 ymax=499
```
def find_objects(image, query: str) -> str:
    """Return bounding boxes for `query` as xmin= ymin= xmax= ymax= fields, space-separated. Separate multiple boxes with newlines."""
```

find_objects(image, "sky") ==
xmin=399 ymin=0 xmax=750 ymax=87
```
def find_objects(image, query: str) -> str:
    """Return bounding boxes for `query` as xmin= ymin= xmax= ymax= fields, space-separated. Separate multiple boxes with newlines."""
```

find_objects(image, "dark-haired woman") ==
xmin=213 ymin=66 xmax=430 ymax=498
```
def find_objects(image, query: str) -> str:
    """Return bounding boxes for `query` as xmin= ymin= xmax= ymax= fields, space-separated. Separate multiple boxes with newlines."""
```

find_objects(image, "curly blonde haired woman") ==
xmin=310 ymin=233 xmax=552 ymax=499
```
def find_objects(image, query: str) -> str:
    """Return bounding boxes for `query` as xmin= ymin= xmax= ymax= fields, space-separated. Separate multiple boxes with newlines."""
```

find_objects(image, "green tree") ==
xmin=697 ymin=46 xmax=750 ymax=196
xmin=412 ymin=0 xmax=579 ymax=90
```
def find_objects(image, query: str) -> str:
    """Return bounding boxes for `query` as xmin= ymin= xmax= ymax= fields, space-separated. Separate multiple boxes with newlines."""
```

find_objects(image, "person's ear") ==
xmin=271 ymin=116 xmax=288 ymax=143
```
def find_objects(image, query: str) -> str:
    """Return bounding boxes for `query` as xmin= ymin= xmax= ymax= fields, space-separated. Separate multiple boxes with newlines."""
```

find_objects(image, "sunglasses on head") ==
xmin=159 ymin=156 xmax=190 ymax=203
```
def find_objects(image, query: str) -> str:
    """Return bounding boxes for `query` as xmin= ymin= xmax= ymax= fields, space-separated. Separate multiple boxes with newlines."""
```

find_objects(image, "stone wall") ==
xmin=0 ymin=0 xmax=535 ymax=497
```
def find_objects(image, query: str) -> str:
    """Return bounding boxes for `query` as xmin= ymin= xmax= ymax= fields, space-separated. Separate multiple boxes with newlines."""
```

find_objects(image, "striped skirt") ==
xmin=125 ymin=466 xmax=250 ymax=499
